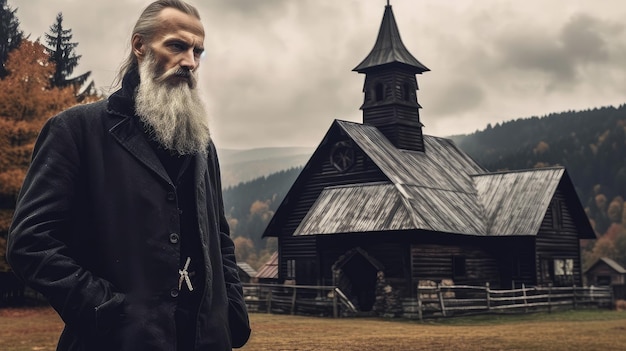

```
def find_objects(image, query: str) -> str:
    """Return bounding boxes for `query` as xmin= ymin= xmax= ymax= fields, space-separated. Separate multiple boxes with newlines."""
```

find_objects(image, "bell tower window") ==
xmin=403 ymin=82 xmax=412 ymax=101
xmin=375 ymin=82 xmax=385 ymax=101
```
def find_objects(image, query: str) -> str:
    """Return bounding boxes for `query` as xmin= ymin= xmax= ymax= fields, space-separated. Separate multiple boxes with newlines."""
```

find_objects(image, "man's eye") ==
xmin=170 ymin=43 xmax=186 ymax=51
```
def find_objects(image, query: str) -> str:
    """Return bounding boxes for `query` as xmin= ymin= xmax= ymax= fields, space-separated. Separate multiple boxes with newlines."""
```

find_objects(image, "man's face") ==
xmin=138 ymin=8 xmax=205 ymax=86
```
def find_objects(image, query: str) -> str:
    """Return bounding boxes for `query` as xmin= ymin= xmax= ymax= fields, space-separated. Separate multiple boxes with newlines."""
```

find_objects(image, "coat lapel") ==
xmin=194 ymin=148 xmax=210 ymax=208
xmin=194 ymin=150 xmax=209 ymax=184
xmin=108 ymin=116 xmax=172 ymax=185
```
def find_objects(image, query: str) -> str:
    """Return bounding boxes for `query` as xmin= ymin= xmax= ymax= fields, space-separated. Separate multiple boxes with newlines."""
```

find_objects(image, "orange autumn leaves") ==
xmin=0 ymin=39 xmax=98 ymax=237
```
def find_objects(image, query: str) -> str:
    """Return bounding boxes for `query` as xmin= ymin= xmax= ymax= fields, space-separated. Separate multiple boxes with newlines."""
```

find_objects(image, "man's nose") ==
xmin=180 ymin=50 xmax=198 ymax=71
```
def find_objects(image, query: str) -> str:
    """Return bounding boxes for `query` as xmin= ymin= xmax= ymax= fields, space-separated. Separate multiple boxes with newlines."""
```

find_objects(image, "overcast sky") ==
xmin=10 ymin=0 xmax=626 ymax=149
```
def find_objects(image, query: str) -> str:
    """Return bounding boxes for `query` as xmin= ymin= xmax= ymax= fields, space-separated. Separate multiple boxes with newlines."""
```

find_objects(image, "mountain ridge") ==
xmin=217 ymin=146 xmax=314 ymax=187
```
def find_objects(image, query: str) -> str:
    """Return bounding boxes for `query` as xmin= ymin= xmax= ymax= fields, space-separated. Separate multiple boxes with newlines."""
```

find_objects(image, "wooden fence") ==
xmin=242 ymin=283 xmax=357 ymax=318
xmin=243 ymin=282 xmax=613 ymax=320
xmin=405 ymin=283 xmax=613 ymax=320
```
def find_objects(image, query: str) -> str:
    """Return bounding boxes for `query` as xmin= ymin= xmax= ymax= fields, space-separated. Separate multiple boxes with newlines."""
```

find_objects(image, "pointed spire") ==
xmin=353 ymin=3 xmax=429 ymax=152
xmin=353 ymin=4 xmax=429 ymax=73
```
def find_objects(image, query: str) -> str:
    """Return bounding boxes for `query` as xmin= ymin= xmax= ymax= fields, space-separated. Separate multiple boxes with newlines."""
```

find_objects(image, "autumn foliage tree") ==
xmin=0 ymin=39 xmax=81 ymax=269
xmin=233 ymin=236 xmax=257 ymax=267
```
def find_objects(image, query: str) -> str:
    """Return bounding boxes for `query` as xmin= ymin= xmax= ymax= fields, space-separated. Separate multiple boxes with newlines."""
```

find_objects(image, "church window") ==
xmin=553 ymin=258 xmax=574 ymax=285
xmin=287 ymin=259 xmax=296 ymax=279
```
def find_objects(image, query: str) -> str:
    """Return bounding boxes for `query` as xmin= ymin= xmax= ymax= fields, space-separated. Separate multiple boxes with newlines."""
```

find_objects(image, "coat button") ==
xmin=170 ymin=289 xmax=179 ymax=298
xmin=167 ymin=192 xmax=176 ymax=201
xmin=169 ymin=233 xmax=180 ymax=244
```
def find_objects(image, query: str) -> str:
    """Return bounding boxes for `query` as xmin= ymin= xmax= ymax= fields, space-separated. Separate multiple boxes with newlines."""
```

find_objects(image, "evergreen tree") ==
xmin=0 ymin=0 xmax=23 ymax=79
xmin=44 ymin=12 xmax=90 ymax=91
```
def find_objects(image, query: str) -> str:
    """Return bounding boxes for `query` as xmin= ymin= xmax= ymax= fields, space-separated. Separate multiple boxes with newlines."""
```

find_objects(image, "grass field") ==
xmin=1 ymin=307 xmax=625 ymax=350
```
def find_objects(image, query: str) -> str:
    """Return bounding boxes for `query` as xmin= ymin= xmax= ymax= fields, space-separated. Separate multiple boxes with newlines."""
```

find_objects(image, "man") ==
xmin=6 ymin=1 xmax=251 ymax=350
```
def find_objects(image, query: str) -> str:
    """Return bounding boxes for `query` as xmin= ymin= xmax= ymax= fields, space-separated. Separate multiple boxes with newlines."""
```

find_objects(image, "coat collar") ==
xmin=107 ymin=68 xmax=140 ymax=119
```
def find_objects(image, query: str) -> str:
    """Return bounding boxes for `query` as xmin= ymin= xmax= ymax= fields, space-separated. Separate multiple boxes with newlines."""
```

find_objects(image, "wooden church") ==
xmin=261 ymin=3 xmax=595 ymax=312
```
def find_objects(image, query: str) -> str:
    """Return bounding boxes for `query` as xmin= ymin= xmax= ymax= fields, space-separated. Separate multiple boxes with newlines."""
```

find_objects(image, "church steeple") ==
xmin=353 ymin=4 xmax=429 ymax=152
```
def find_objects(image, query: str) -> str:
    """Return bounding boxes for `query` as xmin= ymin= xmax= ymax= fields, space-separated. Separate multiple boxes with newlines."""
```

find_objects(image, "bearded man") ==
xmin=6 ymin=1 xmax=251 ymax=350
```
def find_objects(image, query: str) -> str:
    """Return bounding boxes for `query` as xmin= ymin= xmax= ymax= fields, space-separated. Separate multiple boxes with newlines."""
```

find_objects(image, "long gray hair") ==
xmin=113 ymin=0 xmax=201 ymax=88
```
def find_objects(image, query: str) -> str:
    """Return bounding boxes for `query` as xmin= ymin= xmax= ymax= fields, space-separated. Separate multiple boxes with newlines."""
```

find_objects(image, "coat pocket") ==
xmin=94 ymin=292 xmax=126 ymax=334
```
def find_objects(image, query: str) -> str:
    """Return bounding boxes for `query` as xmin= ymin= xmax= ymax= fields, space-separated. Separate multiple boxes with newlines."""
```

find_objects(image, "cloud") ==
xmin=429 ymin=81 xmax=485 ymax=116
xmin=560 ymin=14 xmax=610 ymax=64
xmin=205 ymin=0 xmax=290 ymax=20
xmin=492 ymin=13 xmax=622 ymax=91
xmin=11 ymin=0 xmax=626 ymax=148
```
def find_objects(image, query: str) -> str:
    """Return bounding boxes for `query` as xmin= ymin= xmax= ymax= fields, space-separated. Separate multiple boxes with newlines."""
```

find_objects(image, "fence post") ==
xmin=267 ymin=289 xmax=273 ymax=314
xmin=437 ymin=283 xmax=447 ymax=317
xmin=547 ymin=283 xmax=552 ymax=313
xmin=417 ymin=285 xmax=423 ymax=322
xmin=333 ymin=288 xmax=338 ymax=318
xmin=522 ymin=283 xmax=528 ymax=312
xmin=572 ymin=284 xmax=577 ymax=310
xmin=610 ymin=285 xmax=616 ymax=308
xmin=291 ymin=286 xmax=297 ymax=315
xmin=486 ymin=282 xmax=491 ymax=311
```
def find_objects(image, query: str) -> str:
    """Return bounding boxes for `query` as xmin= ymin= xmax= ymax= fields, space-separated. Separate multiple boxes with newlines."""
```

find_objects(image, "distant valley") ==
xmin=217 ymin=146 xmax=314 ymax=188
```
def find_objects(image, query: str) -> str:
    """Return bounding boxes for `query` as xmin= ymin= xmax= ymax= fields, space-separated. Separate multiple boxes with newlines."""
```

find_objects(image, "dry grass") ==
xmin=0 ymin=307 xmax=63 ymax=351
xmin=242 ymin=310 xmax=626 ymax=351
xmin=1 ymin=307 xmax=625 ymax=351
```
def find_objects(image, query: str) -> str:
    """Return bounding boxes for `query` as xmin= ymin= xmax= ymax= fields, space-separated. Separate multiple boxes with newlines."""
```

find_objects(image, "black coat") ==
xmin=7 ymin=82 xmax=251 ymax=350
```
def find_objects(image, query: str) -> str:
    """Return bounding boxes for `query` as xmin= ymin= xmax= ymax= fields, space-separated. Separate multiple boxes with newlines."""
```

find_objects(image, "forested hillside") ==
xmin=452 ymin=105 xmax=625 ymax=216
xmin=222 ymin=167 xmax=301 ymax=268
xmin=452 ymin=105 xmax=626 ymax=270
xmin=227 ymin=106 xmax=626 ymax=270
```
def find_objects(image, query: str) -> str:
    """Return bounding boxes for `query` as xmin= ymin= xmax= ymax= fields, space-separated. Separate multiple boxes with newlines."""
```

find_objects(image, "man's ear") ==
xmin=132 ymin=34 xmax=145 ymax=61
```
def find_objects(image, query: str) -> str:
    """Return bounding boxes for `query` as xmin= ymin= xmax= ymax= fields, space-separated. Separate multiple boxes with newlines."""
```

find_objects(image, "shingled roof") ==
xmin=292 ymin=120 xmax=594 ymax=238
xmin=585 ymin=257 xmax=626 ymax=275
xmin=237 ymin=262 xmax=258 ymax=278
xmin=255 ymin=252 xmax=278 ymax=280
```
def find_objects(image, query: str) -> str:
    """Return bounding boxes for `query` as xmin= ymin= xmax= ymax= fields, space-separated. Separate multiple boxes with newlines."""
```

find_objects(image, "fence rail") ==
xmin=406 ymin=283 xmax=613 ymax=320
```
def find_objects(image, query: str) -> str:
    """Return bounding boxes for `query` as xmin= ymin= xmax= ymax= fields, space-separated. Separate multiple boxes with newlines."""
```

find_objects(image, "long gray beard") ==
xmin=135 ymin=56 xmax=210 ymax=155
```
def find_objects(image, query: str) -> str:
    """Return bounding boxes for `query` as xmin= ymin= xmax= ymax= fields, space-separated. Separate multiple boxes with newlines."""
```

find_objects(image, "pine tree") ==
xmin=44 ymin=12 xmax=91 ymax=91
xmin=0 ymin=0 xmax=23 ymax=79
